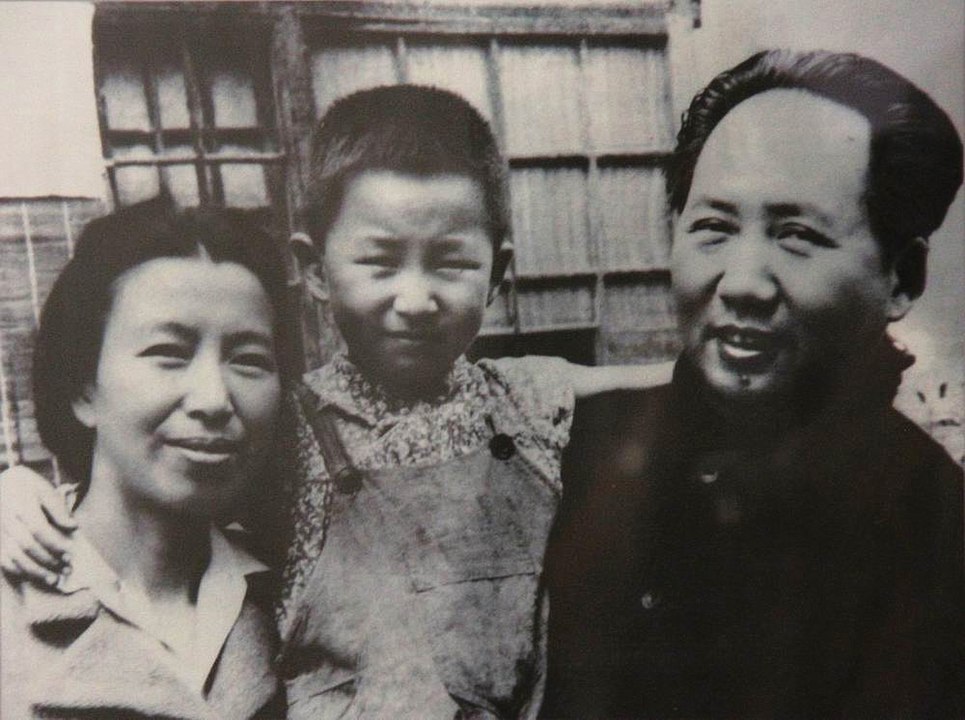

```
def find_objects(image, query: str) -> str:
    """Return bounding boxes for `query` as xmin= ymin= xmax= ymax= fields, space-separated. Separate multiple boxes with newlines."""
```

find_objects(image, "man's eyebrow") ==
xmin=688 ymin=197 xmax=738 ymax=215
xmin=766 ymin=203 xmax=835 ymax=226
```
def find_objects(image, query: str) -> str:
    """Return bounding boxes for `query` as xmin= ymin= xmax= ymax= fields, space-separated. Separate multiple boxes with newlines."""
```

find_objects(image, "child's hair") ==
xmin=33 ymin=194 xmax=295 ymax=487
xmin=304 ymin=85 xmax=510 ymax=260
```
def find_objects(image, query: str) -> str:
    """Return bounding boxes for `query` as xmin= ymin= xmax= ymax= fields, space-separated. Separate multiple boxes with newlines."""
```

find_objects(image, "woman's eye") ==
xmin=140 ymin=344 xmax=191 ymax=362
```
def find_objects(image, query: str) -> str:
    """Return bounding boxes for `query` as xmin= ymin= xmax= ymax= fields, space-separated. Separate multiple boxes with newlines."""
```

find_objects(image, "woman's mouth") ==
xmin=165 ymin=438 xmax=242 ymax=464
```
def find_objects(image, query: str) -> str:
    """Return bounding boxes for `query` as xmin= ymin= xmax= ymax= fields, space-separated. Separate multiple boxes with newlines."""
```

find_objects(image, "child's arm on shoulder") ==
xmin=563 ymin=360 xmax=675 ymax=399
xmin=0 ymin=465 xmax=76 ymax=586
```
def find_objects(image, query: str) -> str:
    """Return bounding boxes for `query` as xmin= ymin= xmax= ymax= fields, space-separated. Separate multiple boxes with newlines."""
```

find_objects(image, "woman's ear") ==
xmin=71 ymin=387 xmax=97 ymax=429
xmin=290 ymin=232 xmax=328 ymax=303
xmin=488 ymin=240 xmax=514 ymax=304
xmin=886 ymin=237 xmax=927 ymax=322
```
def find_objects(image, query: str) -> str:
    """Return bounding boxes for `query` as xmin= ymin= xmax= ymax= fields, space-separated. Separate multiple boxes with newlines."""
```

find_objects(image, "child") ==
xmin=2 ymin=85 xmax=672 ymax=719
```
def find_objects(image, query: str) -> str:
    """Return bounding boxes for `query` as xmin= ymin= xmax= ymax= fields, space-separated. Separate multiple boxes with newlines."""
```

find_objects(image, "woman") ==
xmin=1 ymin=196 xmax=290 ymax=719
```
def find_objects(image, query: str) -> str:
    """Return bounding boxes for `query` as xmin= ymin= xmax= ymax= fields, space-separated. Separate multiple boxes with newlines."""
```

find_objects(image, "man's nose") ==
xmin=716 ymin=237 xmax=779 ymax=310
xmin=393 ymin=271 xmax=439 ymax=317
xmin=183 ymin=355 xmax=233 ymax=423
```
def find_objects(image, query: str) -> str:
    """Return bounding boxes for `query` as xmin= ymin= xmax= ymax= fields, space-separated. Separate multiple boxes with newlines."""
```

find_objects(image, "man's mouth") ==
xmin=712 ymin=326 xmax=783 ymax=368
xmin=166 ymin=438 xmax=242 ymax=464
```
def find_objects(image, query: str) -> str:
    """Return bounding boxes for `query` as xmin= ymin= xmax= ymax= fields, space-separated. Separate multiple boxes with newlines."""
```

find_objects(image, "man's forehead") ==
xmin=688 ymin=89 xmax=873 ymax=223
xmin=705 ymin=89 xmax=871 ymax=168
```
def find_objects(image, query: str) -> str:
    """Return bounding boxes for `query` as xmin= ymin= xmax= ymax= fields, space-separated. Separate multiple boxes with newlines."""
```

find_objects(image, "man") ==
xmin=541 ymin=50 xmax=963 ymax=719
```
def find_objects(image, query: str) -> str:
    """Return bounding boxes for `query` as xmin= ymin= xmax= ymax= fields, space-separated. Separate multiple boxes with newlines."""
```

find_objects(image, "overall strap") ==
xmin=294 ymin=384 xmax=363 ymax=494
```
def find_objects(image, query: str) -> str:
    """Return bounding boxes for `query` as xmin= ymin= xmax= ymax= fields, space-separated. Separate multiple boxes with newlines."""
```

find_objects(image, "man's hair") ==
xmin=33 ymin=195 xmax=295 ymax=487
xmin=304 ymin=85 xmax=510 ymax=260
xmin=667 ymin=49 xmax=963 ymax=296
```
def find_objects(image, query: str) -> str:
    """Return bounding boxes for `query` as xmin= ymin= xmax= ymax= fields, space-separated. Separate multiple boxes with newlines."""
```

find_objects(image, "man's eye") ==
xmin=689 ymin=217 xmax=736 ymax=234
xmin=775 ymin=224 xmax=837 ymax=254
xmin=140 ymin=344 xmax=190 ymax=361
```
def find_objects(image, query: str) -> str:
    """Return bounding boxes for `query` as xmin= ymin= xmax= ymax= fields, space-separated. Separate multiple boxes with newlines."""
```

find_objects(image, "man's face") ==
xmin=671 ymin=89 xmax=910 ymax=406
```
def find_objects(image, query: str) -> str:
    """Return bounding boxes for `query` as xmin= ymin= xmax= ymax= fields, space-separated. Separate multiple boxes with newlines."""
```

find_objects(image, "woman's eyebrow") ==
xmin=142 ymin=321 xmax=195 ymax=340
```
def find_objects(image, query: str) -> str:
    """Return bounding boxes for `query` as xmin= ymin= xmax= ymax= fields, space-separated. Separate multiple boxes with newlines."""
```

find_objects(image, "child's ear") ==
xmin=290 ymin=232 xmax=328 ymax=303
xmin=886 ymin=236 xmax=927 ymax=322
xmin=488 ymin=240 xmax=514 ymax=304
xmin=71 ymin=387 xmax=97 ymax=429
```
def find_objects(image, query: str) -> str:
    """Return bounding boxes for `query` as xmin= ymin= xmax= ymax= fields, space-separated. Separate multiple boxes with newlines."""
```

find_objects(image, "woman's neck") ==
xmin=74 ymin=478 xmax=210 ymax=602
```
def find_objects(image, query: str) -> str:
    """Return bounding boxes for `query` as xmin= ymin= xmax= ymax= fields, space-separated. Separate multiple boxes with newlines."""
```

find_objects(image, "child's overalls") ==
xmin=281 ymin=404 xmax=559 ymax=720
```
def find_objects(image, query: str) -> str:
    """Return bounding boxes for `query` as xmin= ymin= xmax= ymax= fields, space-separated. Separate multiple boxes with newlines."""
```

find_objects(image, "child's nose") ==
xmin=393 ymin=272 xmax=439 ymax=316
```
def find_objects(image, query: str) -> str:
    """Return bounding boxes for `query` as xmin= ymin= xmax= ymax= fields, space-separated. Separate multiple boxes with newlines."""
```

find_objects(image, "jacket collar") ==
xmin=16 ymin=553 xmax=278 ymax=719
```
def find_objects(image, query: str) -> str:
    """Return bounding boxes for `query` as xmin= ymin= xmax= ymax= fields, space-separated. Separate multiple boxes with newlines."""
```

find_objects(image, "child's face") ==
xmin=323 ymin=170 xmax=496 ymax=397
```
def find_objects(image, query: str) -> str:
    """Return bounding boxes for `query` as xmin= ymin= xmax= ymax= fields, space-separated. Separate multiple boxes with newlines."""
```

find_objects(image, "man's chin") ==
xmin=700 ymin=362 xmax=792 ymax=407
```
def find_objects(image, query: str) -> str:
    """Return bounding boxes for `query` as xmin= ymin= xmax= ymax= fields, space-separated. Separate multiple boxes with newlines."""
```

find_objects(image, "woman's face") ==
xmin=72 ymin=257 xmax=281 ymax=519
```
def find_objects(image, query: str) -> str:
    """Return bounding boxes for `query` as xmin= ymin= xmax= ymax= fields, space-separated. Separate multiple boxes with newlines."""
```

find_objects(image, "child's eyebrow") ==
xmin=365 ymin=237 xmax=476 ymax=253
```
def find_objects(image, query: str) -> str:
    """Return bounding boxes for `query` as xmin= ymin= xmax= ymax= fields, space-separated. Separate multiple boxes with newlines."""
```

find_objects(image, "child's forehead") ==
xmin=336 ymin=170 xmax=490 ymax=230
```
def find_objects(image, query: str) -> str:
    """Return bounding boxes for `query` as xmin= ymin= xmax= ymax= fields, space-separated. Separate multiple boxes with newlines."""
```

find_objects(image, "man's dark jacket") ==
xmin=542 ymin=351 xmax=963 ymax=719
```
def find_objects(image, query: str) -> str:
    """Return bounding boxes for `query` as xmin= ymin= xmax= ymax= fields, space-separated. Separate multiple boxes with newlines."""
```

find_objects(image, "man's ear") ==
xmin=488 ymin=241 xmax=514 ymax=305
xmin=886 ymin=236 xmax=928 ymax=322
xmin=290 ymin=232 xmax=328 ymax=303
xmin=71 ymin=388 xmax=97 ymax=430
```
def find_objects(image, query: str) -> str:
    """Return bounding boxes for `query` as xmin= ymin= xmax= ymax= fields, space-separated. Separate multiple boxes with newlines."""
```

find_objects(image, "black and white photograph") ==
xmin=1 ymin=1 xmax=962 ymax=718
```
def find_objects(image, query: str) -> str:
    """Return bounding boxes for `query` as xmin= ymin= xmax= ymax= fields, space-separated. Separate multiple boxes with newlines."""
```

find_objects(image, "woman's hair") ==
xmin=666 ymin=49 xmax=963 ymax=295
xmin=33 ymin=195 xmax=296 ymax=486
xmin=304 ymin=85 xmax=510 ymax=271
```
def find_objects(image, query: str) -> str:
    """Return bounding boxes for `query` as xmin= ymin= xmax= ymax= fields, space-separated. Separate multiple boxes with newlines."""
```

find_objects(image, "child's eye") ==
xmin=436 ymin=259 xmax=482 ymax=273
xmin=230 ymin=352 xmax=276 ymax=373
xmin=356 ymin=256 xmax=398 ymax=268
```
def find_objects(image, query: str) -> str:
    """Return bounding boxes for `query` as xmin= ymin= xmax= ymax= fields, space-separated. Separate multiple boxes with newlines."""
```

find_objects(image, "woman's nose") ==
xmin=392 ymin=271 xmax=439 ymax=317
xmin=716 ymin=238 xmax=779 ymax=310
xmin=183 ymin=357 xmax=233 ymax=422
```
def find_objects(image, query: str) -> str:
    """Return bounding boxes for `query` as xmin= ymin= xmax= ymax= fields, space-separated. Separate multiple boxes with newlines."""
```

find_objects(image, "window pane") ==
xmin=156 ymin=58 xmax=190 ymax=130
xmin=114 ymin=166 xmax=161 ymax=205
xmin=598 ymin=167 xmax=669 ymax=270
xmin=312 ymin=43 xmax=398 ymax=117
xmin=100 ymin=60 xmax=150 ymax=131
xmin=499 ymin=44 xmax=584 ymax=156
xmin=407 ymin=42 xmax=492 ymax=121
xmin=220 ymin=159 xmax=268 ymax=208
xmin=510 ymin=167 xmax=590 ymax=275
xmin=210 ymin=67 xmax=259 ymax=128
xmin=162 ymin=163 xmax=200 ymax=207
xmin=585 ymin=45 xmax=673 ymax=153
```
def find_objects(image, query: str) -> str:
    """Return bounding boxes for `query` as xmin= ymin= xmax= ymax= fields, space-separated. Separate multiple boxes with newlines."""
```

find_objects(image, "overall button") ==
xmin=489 ymin=433 xmax=516 ymax=460
xmin=640 ymin=591 xmax=659 ymax=610
xmin=699 ymin=470 xmax=719 ymax=485
xmin=333 ymin=468 xmax=362 ymax=494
